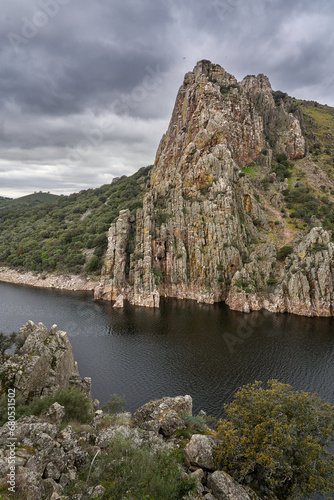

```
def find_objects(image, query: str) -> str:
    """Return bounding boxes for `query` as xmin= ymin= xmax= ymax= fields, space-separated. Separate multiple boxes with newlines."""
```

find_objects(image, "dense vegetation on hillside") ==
xmin=0 ymin=192 xmax=59 ymax=211
xmin=0 ymin=167 xmax=151 ymax=274
xmin=241 ymin=97 xmax=334 ymax=238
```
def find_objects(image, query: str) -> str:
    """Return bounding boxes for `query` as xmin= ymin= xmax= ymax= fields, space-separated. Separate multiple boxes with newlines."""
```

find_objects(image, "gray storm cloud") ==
xmin=1 ymin=0 xmax=333 ymax=197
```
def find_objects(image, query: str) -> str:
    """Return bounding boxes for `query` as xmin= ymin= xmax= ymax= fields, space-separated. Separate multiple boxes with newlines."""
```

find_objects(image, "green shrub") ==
xmin=234 ymin=279 xmax=243 ymax=288
xmin=86 ymin=256 xmax=100 ymax=273
xmin=311 ymin=242 xmax=328 ymax=253
xmin=214 ymin=380 xmax=334 ymax=499
xmin=277 ymin=245 xmax=293 ymax=261
xmin=179 ymin=412 xmax=208 ymax=435
xmin=0 ymin=332 xmax=18 ymax=362
xmin=267 ymin=276 xmax=277 ymax=286
xmin=102 ymin=394 xmax=126 ymax=415
xmin=276 ymin=152 xmax=288 ymax=164
xmin=67 ymin=436 xmax=196 ymax=499
xmin=52 ymin=386 xmax=92 ymax=423
xmin=0 ymin=386 xmax=92 ymax=426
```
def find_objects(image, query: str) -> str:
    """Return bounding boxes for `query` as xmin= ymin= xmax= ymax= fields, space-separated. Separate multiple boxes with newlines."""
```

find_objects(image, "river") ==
xmin=1 ymin=281 xmax=333 ymax=418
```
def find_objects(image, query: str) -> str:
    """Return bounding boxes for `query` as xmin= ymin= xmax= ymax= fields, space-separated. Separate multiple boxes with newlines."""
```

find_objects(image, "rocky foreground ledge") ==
xmin=0 ymin=322 xmax=265 ymax=500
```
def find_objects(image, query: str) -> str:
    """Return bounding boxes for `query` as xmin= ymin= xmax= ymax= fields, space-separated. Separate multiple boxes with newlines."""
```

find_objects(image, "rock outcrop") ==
xmin=95 ymin=60 xmax=333 ymax=316
xmin=0 ymin=321 xmax=91 ymax=399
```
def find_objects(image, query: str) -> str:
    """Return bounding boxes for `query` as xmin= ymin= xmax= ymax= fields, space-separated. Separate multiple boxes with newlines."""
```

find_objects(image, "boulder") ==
xmin=113 ymin=294 xmax=124 ymax=308
xmin=41 ymin=403 xmax=65 ymax=425
xmin=185 ymin=434 xmax=219 ymax=470
xmin=133 ymin=395 xmax=192 ymax=435
xmin=207 ymin=470 xmax=251 ymax=500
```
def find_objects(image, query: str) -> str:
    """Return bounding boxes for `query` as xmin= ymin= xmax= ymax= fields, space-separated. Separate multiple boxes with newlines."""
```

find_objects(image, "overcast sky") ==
xmin=1 ymin=0 xmax=333 ymax=198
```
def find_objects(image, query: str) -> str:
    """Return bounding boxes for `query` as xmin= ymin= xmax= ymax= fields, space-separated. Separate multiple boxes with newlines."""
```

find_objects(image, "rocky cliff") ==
xmin=95 ymin=60 xmax=334 ymax=317
xmin=0 ymin=321 xmax=92 ymax=399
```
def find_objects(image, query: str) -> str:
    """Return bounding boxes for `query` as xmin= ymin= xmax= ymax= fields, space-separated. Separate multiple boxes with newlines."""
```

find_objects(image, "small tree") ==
xmin=0 ymin=332 xmax=17 ymax=362
xmin=102 ymin=394 xmax=126 ymax=415
xmin=214 ymin=380 xmax=334 ymax=499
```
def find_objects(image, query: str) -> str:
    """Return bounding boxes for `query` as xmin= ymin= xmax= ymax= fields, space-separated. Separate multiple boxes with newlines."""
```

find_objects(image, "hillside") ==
xmin=0 ymin=192 xmax=59 ymax=211
xmin=0 ymin=197 xmax=13 ymax=208
xmin=0 ymin=167 xmax=151 ymax=274
xmin=95 ymin=60 xmax=334 ymax=316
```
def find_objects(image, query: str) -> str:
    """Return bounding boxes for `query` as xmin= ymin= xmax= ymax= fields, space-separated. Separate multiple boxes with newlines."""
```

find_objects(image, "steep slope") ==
xmin=96 ymin=60 xmax=334 ymax=316
xmin=0 ymin=167 xmax=151 ymax=274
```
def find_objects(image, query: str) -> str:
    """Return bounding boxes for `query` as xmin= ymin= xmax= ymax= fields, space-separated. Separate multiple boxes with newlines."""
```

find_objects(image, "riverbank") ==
xmin=0 ymin=266 xmax=96 ymax=291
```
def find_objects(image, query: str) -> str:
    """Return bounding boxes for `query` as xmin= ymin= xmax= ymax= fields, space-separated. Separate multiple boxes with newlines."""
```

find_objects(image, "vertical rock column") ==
xmin=129 ymin=195 xmax=160 ymax=307
xmin=94 ymin=209 xmax=131 ymax=301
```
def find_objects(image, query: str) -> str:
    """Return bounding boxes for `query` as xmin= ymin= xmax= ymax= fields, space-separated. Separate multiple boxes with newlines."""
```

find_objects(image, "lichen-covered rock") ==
xmin=0 ymin=321 xmax=91 ymax=398
xmin=185 ymin=434 xmax=219 ymax=470
xmin=133 ymin=395 xmax=192 ymax=434
xmin=0 ymin=410 xmax=90 ymax=499
xmin=41 ymin=403 xmax=66 ymax=426
xmin=207 ymin=470 xmax=252 ymax=500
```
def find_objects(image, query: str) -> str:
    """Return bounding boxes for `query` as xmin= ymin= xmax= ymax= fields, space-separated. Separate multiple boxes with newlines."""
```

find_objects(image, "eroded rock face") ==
xmin=226 ymin=227 xmax=334 ymax=317
xmin=96 ymin=60 xmax=333 ymax=317
xmin=0 ymin=321 xmax=91 ymax=399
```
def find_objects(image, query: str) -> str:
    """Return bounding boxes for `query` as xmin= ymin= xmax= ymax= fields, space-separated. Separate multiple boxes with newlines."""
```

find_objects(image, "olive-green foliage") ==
xmin=272 ymin=153 xmax=294 ymax=181
xmin=102 ymin=393 xmax=126 ymax=415
xmin=0 ymin=166 xmax=151 ymax=274
xmin=66 ymin=436 xmax=196 ymax=499
xmin=0 ymin=386 xmax=92 ymax=426
xmin=277 ymin=245 xmax=293 ymax=261
xmin=214 ymin=380 xmax=334 ymax=499
xmin=86 ymin=256 xmax=100 ymax=273
xmin=179 ymin=412 xmax=208 ymax=436
xmin=283 ymin=184 xmax=334 ymax=230
xmin=0 ymin=192 xmax=59 ymax=212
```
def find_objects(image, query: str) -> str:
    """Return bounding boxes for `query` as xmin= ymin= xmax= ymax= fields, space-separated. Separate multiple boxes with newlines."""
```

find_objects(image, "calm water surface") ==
xmin=0 ymin=281 xmax=333 ymax=418
xmin=1 ymin=281 xmax=333 ymax=499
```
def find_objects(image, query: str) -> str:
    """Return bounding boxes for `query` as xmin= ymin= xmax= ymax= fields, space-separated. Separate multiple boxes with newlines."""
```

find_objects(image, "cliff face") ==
xmin=0 ymin=321 xmax=92 ymax=399
xmin=95 ymin=60 xmax=334 ymax=317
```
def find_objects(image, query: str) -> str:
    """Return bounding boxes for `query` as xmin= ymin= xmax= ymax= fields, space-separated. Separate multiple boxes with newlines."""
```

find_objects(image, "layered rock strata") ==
xmin=95 ymin=60 xmax=333 ymax=316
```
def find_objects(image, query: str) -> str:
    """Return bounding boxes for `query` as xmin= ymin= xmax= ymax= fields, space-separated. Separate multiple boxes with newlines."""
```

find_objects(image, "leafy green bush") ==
xmin=283 ymin=184 xmax=334 ymax=228
xmin=0 ymin=386 xmax=92 ymax=426
xmin=66 ymin=436 xmax=196 ymax=499
xmin=179 ymin=412 xmax=208 ymax=436
xmin=272 ymin=153 xmax=294 ymax=180
xmin=214 ymin=380 xmax=334 ymax=499
xmin=277 ymin=245 xmax=293 ymax=261
xmin=102 ymin=394 xmax=126 ymax=415
xmin=0 ymin=332 xmax=18 ymax=362
xmin=86 ymin=256 xmax=100 ymax=273
xmin=311 ymin=242 xmax=328 ymax=253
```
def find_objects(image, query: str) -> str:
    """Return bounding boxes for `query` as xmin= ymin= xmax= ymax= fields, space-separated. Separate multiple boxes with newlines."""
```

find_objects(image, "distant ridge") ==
xmin=0 ymin=192 xmax=59 ymax=211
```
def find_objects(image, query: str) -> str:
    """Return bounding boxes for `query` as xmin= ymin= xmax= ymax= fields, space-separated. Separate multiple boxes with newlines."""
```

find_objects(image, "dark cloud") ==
xmin=0 ymin=0 xmax=333 ymax=197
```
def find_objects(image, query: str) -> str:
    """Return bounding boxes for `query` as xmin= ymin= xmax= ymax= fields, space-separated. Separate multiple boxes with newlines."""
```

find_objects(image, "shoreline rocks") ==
xmin=0 ymin=266 xmax=96 ymax=292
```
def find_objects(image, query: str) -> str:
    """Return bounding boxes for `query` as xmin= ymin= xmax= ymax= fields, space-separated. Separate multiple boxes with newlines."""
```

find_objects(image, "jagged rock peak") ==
xmin=95 ymin=60 xmax=334 ymax=317
xmin=192 ymin=59 xmax=237 ymax=85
